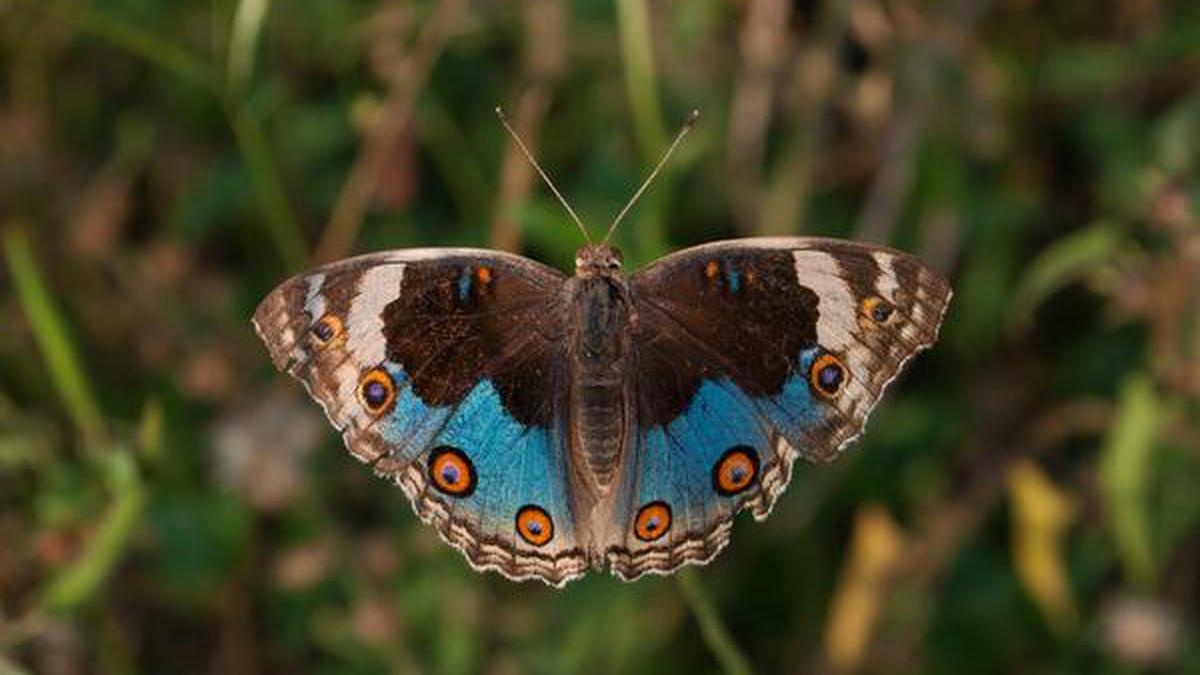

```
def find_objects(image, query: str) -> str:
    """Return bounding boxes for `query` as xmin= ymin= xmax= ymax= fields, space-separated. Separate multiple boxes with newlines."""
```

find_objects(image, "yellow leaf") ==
xmin=1008 ymin=459 xmax=1077 ymax=633
xmin=824 ymin=504 xmax=904 ymax=673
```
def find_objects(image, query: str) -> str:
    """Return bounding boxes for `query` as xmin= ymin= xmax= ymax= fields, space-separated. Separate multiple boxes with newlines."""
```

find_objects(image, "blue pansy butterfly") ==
xmin=253 ymin=113 xmax=951 ymax=586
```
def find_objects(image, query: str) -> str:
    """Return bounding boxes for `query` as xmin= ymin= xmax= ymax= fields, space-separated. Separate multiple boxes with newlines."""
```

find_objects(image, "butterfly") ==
xmin=253 ymin=111 xmax=951 ymax=586
xmin=254 ymin=235 xmax=950 ymax=586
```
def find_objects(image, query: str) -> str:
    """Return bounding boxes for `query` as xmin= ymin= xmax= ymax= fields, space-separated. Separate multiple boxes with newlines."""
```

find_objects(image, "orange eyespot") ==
xmin=705 ymin=260 xmax=721 ymax=280
xmin=476 ymin=266 xmax=492 ymax=284
xmin=428 ymin=446 xmax=476 ymax=497
xmin=810 ymin=353 xmax=847 ymax=398
xmin=862 ymin=296 xmax=895 ymax=324
xmin=357 ymin=367 xmax=397 ymax=414
xmin=515 ymin=505 xmax=554 ymax=546
xmin=311 ymin=314 xmax=344 ymax=346
xmin=634 ymin=501 xmax=672 ymax=542
xmin=712 ymin=447 xmax=759 ymax=496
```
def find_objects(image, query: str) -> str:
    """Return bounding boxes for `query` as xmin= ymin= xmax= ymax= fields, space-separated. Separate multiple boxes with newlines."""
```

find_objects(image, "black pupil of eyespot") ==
xmin=646 ymin=517 xmax=659 ymax=531
xmin=441 ymin=464 xmax=459 ymax=484
xmin=527 ymin=520 xmax=542 ymax=535
xmin=872 ymin=304 xmax=892 ymax=321
xmin=730 ymin=466 xmax=746 ymax=483
xmin=314 ymin=321 xmax=333 ymax=340
xmin=820 ymin=364 xmax=843 ymax=389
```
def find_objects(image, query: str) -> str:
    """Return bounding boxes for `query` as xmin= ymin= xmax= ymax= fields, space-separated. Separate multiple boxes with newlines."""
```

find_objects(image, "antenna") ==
xmin=495 ymin=107 xmax=592 ymax=245
xmin=601 ymin=109 xmax=700 ymax=246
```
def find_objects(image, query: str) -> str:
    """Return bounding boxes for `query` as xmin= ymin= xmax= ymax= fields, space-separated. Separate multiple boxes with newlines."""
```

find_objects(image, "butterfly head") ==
xmin=575 ymin=245 xmax=623 ymax=277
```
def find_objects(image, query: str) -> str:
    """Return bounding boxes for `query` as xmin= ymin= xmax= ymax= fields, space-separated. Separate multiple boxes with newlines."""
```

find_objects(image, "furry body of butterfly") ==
xmin=254 ymin=237 xmax=951 ymax=586
xmin=568 ymin=257 xmax=633 ymax=489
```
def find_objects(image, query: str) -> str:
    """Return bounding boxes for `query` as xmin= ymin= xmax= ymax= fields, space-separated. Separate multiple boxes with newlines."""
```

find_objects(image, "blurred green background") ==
xmin=2 ymin=0 xmax=1198 ymax=673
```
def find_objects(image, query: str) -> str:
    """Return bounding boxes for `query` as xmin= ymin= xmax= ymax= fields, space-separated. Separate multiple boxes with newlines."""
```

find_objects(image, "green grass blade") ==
xmin=70 ymin=4 xmax=218 ymax=91
xmin=615 ymin=0 xmax=666 ymax=159
xmin=678 ymin=569 xmax=754 ymax=675
xmin=1009 ymin=224 xmax=1123 ymax=328
xmin=1099 ymin=374 xmax=1160 ymax=588
xmin=62 ymin=4 xmax=306 ymax=271
xmin=226 ymin=0 xmax=272 ymax=95
xmin=224 ymin=98 xmax=309 ymax=271
xmin=615 ymin=0 xmax=669 ymax=259
xmin=38 ymin=451 xmax=147 ymax=613
xmin=3 ymin=227 xmax=105 ymax=446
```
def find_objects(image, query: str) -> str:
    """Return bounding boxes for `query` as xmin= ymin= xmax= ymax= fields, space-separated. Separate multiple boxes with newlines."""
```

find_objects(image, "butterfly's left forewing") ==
xmin=254 ymin=249 xmax=589 ymax=586
xmin=608 ymin=238 xmax=950 ymax=580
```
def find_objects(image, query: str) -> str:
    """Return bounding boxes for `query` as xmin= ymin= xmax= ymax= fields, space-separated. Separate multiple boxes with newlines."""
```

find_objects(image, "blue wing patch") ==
xmin=608 ymin=348 xmax=829 ymax=579
xmin=753 ymin=348 xmax=825 ymax=442
xmin=375 ymin=364 xmax=451 ymax=459
xmin=346 ymin=361 xmax=584 ymax=583
xmin=430 ymin=379 xmax=574 ymax=538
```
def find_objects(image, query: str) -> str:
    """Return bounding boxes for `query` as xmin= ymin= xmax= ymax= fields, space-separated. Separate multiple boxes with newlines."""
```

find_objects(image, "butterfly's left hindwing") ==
xmin=607 ymin=238 xmax=951 ymax=580
xmin=253 ymin=249 xmax=589 ymax=586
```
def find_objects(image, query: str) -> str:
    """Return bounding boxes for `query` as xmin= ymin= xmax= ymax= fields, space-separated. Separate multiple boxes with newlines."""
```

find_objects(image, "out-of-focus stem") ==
xmin=490 ymin=0 xmax=569 ymax=252
xmin=64 ymin=3 xmax=307 ymax=270
xmin=727 ymin=0 xmax=793 ymax=234
xmin=615 ymin=0 xmax=669 ymax=258
xmin=314 ymin=0 xmax=468 ymax=264
xmin=678 ymin=569 xmax=755 ymax=675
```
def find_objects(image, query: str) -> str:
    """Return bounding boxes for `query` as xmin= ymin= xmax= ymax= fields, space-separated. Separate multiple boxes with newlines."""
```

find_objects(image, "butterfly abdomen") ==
xmin=567 ymin=274 xmax=634 ymax=491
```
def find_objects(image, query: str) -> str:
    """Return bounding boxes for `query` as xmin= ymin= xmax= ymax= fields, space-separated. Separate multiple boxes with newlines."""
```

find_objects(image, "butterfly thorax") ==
xmin=567 ymin=245 xmax=634 ymax=496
